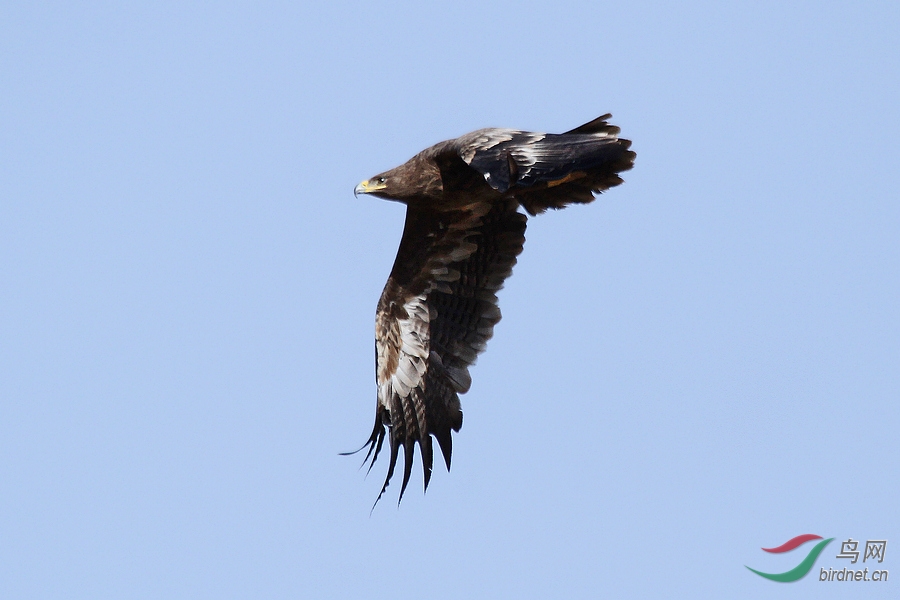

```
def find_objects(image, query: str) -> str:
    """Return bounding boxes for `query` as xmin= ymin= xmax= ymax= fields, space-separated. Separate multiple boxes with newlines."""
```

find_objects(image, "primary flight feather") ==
xmin=351 ymin=114 xmax=635 ymax=505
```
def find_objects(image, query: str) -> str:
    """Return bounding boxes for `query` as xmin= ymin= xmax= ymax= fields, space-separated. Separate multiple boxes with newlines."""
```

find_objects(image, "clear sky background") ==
xmin=2 ymin=2 xmax=898 ymax=598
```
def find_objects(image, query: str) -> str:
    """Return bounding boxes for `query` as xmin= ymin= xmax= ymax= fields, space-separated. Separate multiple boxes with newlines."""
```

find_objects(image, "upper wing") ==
xmin=455 ymin=114 xmax=635 ymax=215
xmin=361 ymin=199 xmax=526 ymax=505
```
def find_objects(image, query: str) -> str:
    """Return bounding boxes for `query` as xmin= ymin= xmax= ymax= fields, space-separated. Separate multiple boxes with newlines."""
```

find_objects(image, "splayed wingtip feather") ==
xmin=420 ymin=435 xmax=434 ymax=491
xmin=398 ymin=442 xmax=415 ymax=504
xmin=372 ymin=434 xmax=400 ymax=510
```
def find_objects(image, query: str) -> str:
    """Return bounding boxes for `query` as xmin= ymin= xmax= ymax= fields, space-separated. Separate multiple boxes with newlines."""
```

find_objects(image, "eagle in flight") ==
xmin=351 ymin=114 xmax=635 ymax=505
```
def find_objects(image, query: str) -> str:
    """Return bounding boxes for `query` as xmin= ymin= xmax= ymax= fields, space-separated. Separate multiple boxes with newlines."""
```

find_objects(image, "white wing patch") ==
xmin=377 ymin=293 xmax=431 ymax=403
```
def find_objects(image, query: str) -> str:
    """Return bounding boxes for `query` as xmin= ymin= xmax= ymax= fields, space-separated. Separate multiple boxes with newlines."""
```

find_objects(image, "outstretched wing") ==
xmin=361 ymin=199 xmax=526 ymax=505
xmin=455 ymin=114 xmax=635 ymax=215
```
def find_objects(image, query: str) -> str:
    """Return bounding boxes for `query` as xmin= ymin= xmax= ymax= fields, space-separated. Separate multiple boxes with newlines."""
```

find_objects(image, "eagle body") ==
xmin=352 ymin=115 xmax=635 ymax=504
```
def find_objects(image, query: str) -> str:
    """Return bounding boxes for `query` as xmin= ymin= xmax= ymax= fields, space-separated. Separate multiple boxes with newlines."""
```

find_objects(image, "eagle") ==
xmin=350 ymin=114 xmax=635 ymax=505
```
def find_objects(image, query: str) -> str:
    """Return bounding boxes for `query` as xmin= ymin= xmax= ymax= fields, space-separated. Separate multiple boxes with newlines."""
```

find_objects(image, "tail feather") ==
xmin=564 ymin=113 xmax=618 ymax=135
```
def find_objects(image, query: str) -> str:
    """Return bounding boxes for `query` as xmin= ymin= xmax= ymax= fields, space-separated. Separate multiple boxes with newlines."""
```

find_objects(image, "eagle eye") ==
xmin=377 ymin=177 xmax=386 ymax=184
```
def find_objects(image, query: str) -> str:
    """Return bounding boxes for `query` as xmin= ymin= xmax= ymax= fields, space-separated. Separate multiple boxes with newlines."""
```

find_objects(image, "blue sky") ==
xmin=2 ymin=2 xmax=898 ymax=598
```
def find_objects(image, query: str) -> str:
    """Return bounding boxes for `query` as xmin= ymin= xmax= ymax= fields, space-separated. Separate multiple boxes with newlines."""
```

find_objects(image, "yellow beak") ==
xmin=354 ymin=179 xmax=386 ymax=197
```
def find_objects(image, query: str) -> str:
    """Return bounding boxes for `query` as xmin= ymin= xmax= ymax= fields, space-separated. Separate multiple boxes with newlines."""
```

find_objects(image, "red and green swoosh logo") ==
xmin=746 ymin=534 xmax=834 ymax=582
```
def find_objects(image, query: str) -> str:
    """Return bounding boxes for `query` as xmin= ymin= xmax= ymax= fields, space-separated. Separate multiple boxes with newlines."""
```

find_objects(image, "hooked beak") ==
xmin=354 ymin=179 xmax=386 ymax=198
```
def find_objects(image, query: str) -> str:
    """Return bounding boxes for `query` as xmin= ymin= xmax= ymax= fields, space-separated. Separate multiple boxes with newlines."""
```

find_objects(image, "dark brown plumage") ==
xmin=350 ymin=114 xmax=635 ymax=505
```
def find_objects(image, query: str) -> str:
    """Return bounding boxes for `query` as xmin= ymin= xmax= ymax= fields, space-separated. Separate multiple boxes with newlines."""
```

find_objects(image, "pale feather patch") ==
xmin=383 ymin=293 xmax=430 ymax=400
xmin=546 ymin=171 xmax=587 ymax=188
xmin=448 ymin=240 xmax=478 ymax=262
xmin=507 ymin=133 xmax=546 ymax=171
xmin=459 ymin=129 xmax=516 ymax=163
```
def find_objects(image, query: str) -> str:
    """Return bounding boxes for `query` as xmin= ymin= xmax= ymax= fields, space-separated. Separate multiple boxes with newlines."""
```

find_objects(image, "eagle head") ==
xmin=354 ymin=175 xmax=389 ymax=198
xmin=355 ymin=157 xmax=443 ymax=204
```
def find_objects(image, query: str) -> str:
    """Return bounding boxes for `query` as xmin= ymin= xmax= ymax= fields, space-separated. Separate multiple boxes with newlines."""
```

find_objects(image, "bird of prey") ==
xmin=350 ymin=114 xmax=635 ymax=504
